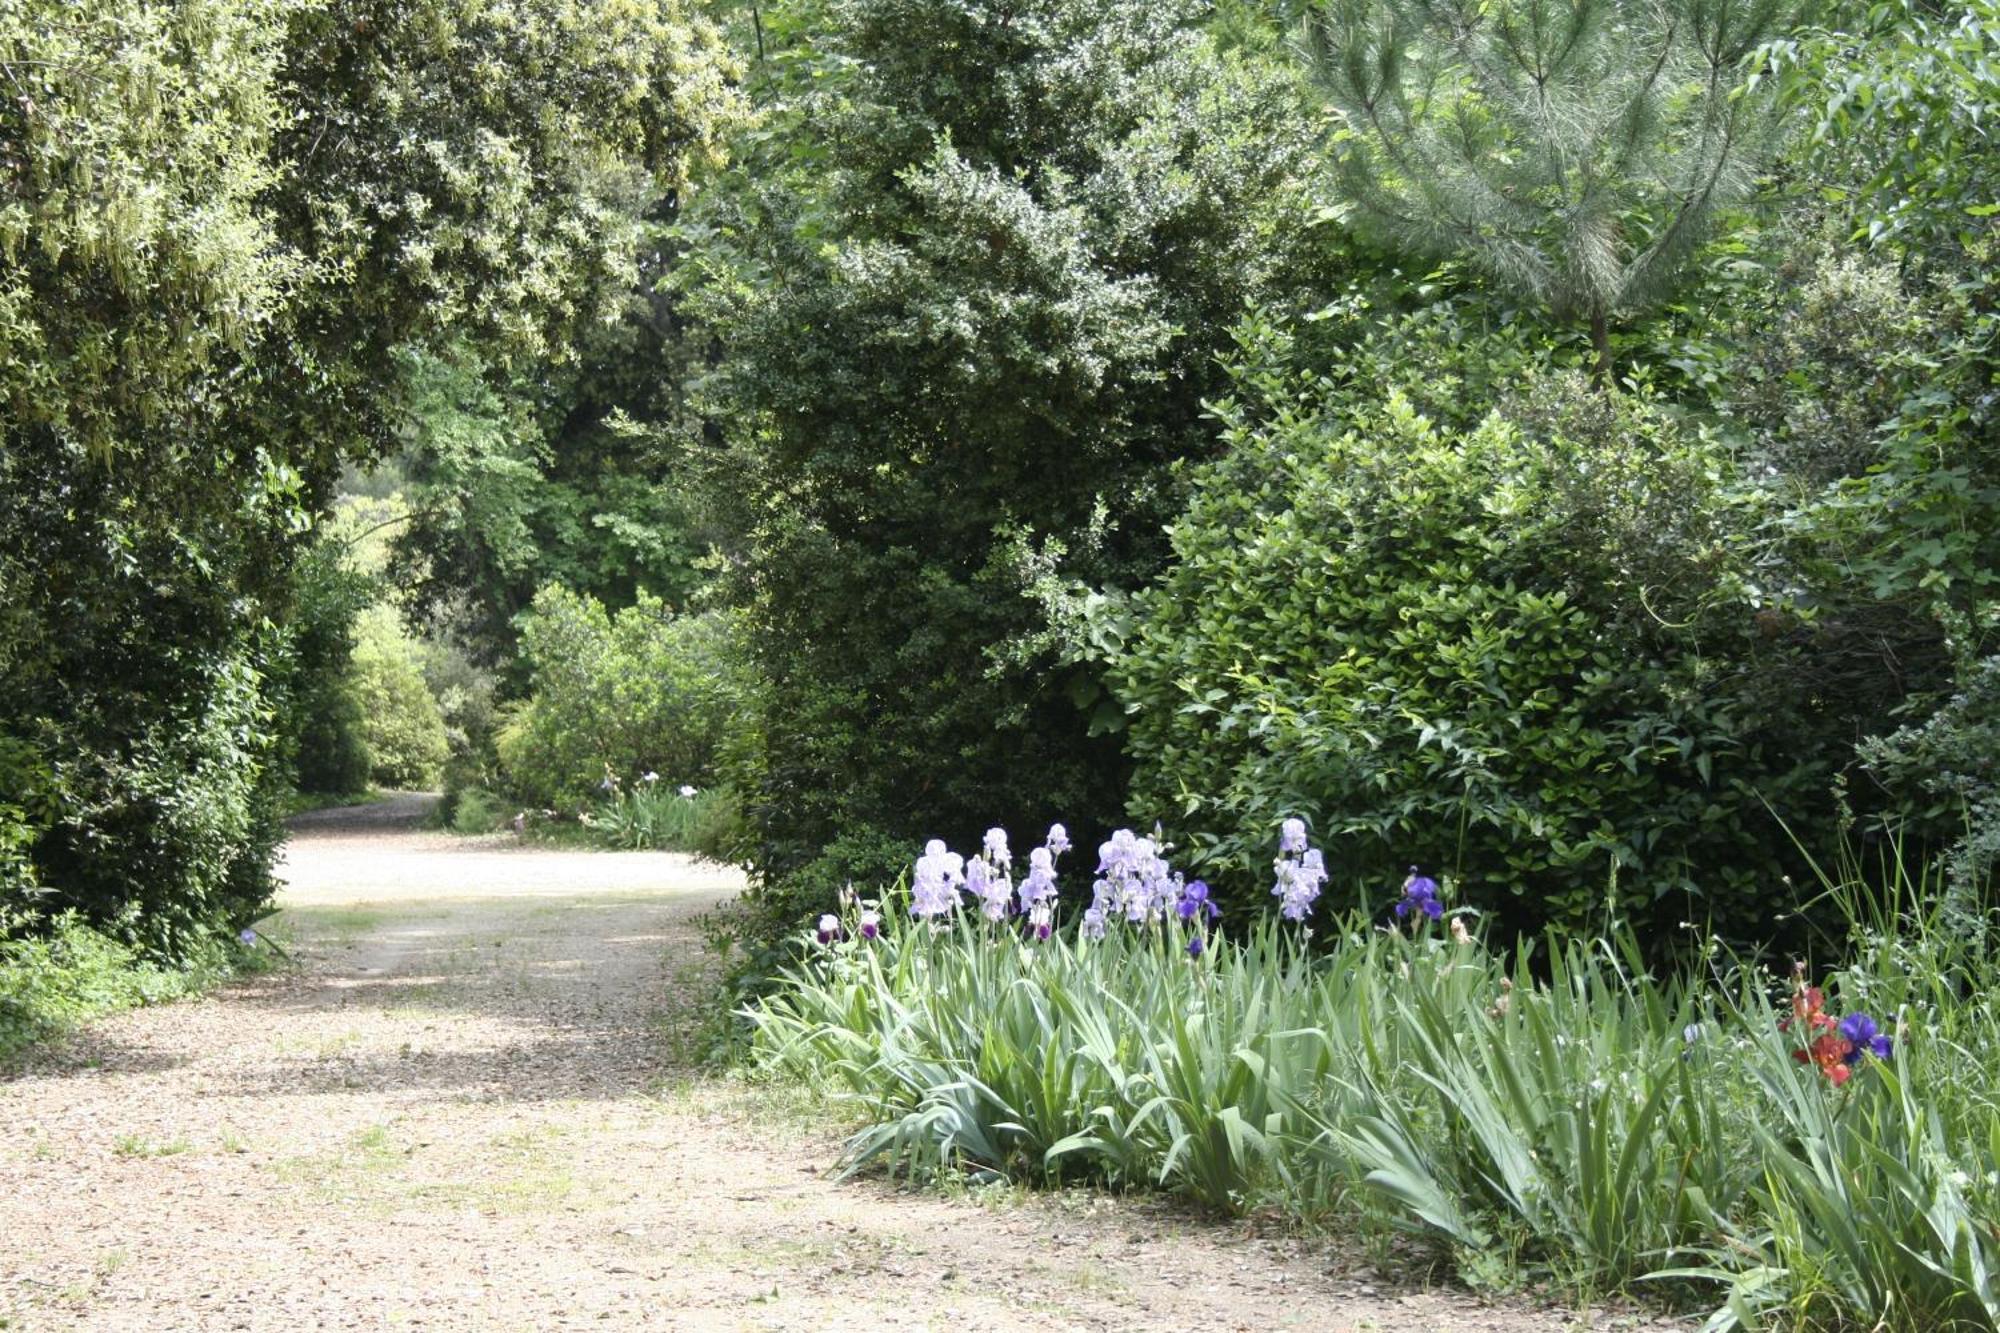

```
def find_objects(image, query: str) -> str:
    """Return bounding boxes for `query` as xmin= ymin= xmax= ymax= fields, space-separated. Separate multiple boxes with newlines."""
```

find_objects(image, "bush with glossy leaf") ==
xmin=1110 ymin=330 xmax=1835 ymax=939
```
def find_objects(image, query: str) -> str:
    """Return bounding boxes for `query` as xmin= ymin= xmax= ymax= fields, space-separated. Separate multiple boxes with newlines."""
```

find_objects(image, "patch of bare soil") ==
xmin=0 ymin=801 xmax=1688 ymax=1331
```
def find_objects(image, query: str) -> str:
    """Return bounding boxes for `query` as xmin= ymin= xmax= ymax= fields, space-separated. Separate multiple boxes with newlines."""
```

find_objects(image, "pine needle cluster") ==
xmin=1302 ymin=0 xmax=1802 ymax=377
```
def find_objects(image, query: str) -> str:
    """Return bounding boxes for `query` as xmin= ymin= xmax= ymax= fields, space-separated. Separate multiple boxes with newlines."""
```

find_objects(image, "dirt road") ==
xmin=0 ymin=798 xmax=1634 ymax=1331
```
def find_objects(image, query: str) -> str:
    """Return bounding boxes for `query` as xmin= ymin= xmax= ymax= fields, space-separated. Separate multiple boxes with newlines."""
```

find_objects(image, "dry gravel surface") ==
xmin=1 ymin=795 xmax=1687 ymax=1332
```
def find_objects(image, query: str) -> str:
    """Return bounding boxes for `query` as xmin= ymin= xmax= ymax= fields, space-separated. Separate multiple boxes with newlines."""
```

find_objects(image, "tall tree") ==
xmin=1301 ymin=0 xmax=1801 ymax=378
xmin=688 ymin=0 xmax=1333 ymax=898
xmin=0 ymin=0 xmax=739 ymax=955
xmin=0 ymin=0 xmax=308 ymax=952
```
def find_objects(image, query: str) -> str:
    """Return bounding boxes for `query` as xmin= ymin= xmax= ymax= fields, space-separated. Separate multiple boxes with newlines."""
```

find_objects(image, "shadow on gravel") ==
xmin=209 ymin=888 xmax=719 ymax=1104
xmin=206 ymin=1029 xmax=666 ymax=1103
xmin=284 ymin=791 xmax=440 ymax=838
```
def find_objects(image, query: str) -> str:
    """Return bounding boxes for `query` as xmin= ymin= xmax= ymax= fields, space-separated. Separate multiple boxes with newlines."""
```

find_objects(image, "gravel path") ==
xmin=0 ymin=798 xmax=1664 ymax=1332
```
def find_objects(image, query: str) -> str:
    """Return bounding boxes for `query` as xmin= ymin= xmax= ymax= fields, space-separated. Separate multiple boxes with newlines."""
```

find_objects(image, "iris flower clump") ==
xmin=1271 ymin=818 xmax=1328 ymax=922
xmin=1781 ymin=965 xmax=1895 ymax=1086
xmin=904 ymin=826 xmax=1070 ymax=931
xmin=889 ymin=821 xmax=1233 ymax=950
xmin=1084 ymin=828 xmax=1184 ymax=937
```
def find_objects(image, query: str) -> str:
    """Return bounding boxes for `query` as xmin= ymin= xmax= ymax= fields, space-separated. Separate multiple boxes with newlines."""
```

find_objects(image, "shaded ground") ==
xmin=0 ymin=798 xmax=1678 ymax=1331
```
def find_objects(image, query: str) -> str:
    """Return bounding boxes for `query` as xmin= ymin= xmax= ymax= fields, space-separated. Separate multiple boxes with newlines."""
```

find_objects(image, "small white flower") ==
xmin=641 ymin=771 xmax=660 ymax=784
xmin=678 ymin=784 xmax=698 ymax=798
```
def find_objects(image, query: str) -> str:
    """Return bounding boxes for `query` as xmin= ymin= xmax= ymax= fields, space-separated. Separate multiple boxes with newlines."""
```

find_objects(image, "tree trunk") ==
xmin=1588 ymin=304 xmax=1615 ymax=388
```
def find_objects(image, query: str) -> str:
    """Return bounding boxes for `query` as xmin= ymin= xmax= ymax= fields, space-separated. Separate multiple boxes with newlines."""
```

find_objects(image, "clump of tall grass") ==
xmin=584 ymin=782 xmax=734 ymax=854
xmin=749 ymin=825 xmax=2000 ymax=1331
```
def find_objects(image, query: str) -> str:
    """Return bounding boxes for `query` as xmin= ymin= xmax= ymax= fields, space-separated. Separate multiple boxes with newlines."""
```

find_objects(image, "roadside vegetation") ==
xmin=3 ymin=1 xmax=1997 ymax=1326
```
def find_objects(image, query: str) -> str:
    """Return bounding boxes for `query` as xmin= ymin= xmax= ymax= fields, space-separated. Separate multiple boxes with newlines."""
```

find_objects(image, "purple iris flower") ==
xmin=1186 ymin=935 xmax=1204 ymax=959
xmin=1395 ymin=868 xmax=1443 ymax=920
xmin=1017 ymin=846 xmax=1059 ymax=912
xmin=1838 ymin=1012 xmax=1893 ymax=1062
xmin=1177 ymin=880 xmax=1220 ymax=921
xmin=911 ymin=839 xmax=965 ymax=918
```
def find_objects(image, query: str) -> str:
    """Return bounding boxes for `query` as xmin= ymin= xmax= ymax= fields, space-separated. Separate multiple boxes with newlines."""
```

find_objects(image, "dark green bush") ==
xmin=1111 ymin=325 xmax=1841 ymax=939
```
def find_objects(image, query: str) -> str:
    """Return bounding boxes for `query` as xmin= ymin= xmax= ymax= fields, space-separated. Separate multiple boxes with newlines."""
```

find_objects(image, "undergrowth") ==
xmin=0 ymin=910 xmax=276 ymax=1062
xmin=749 ymin=837 xmax=2000 ymax=1332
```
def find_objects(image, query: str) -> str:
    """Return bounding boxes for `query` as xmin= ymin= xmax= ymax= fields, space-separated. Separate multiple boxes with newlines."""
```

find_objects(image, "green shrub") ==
xmin=1110 ymin=331 xmax=1837 ymax=939
xmin=445 ymin=787 xmax=507 ymax=836
xmin=496 ymin=587 xmax=752 ymax=809
xmin=0 ymin=910 xmax=240 ymax=1062
xmin=349 ymin=607 xmax=449 ymax=790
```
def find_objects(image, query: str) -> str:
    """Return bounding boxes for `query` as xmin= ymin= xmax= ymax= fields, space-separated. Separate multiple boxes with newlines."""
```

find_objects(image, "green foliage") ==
xmin=1766 ymin=0 xmax=2000 ymax=253
xmin=0 ymin=0 xmax=306 ymax=958
xmin=688 ymin=0 xmax=1336 ymax=903
xmin=496 ymin=587 xmax=752 ymax=809
xmin=348 ymin=608 xmax=449 ymax=790
xmin=0 ymin=0 xmax=740 ymax=961
xmin=0 ymin=911 xmax=242 ymax=1062
xmin=745 ymin=823 xmax=911 ymax=940
xmin=0 ymin=0 xmax=299 ymax=456
xmin=272 ymin=0 xmax=739 ymax=387
xmin=1736 ymin=10 xmax=2000 ymax=900
xmin=1863 ymin=657 xmax=2000 ymax=905
xmin=753 ymin=873 xmax=2000 ymax=1329
xmin=282 ymin=541 xmax=377 ymax=796
xmin=1110 ymin=318 xmax=1840 ymax=938
xmin=1300 ymin=0 xmax=1803 ymax=374
xmin=584 ymin=783 xmax=734 ymax=853
xmin=445 ymin=786 xmax=507 ymax=836
xmin=387 ymin=327 xmax=727 ymax=666
xmin=424 ymin=631 xmax=504 ymax=810
xmin=290 ymin=0 xmax=744 ymax=661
